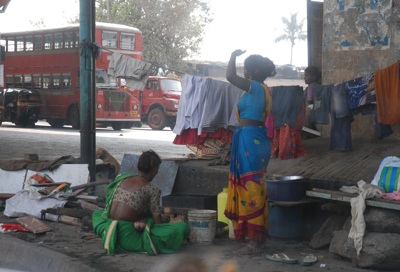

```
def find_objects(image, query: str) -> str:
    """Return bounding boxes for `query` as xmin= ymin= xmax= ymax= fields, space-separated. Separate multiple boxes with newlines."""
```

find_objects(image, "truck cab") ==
xmin=136 ymin=76 xmax=181 ymax=130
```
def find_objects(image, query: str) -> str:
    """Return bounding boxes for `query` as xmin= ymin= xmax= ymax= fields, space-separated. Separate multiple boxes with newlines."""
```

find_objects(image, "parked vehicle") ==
xmin=132 ymin=76 xmax=181 ymax=130
xmin=0 ymin=23 xmax=142 ymax=130
xmin=0 ymin=88 xmax=41 ymax=127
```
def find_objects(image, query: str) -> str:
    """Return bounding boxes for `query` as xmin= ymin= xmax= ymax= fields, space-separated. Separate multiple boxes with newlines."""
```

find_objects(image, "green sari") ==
xmin=92 ymin=173 xmax=189 ymax=255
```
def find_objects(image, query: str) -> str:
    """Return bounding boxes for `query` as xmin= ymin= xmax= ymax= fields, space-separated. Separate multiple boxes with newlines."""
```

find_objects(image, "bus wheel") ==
xmin=123 ymin=122 xmax=134 ymax=129
xmin=25 ymin=121 xmax=35 ymax=128
xmin=148 ymin=108 xmax=166 ymax=130
xmin=48 ymin=119 xmax=65 ymax=128
xmin=111 ymin=122 xmax=122 ymax=131
xmin=69 ymin=106 xmax=80 ymax=129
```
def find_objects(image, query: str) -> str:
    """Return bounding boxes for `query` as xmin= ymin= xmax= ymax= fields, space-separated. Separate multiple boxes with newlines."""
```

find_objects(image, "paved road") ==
xmin=0 ymin=121 xmax=192 ymax=162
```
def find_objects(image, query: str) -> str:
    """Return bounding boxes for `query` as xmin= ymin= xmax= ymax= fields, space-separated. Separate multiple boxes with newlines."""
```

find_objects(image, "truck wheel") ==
xmin=148 ymin=108 xmax=166 ymax=130
xmin=48 ymin=118 xmax=65 ymax=128
xmin=111 ymin=122 xmax=122 ymax=131
xmin=69 ymin=106 xmax=80 ymax=129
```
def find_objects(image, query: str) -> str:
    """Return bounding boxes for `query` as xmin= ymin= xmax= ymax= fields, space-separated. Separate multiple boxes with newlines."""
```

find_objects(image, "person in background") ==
xmin=92 ymin=150 xmax=189 ymax=255
xmin=303 ymin=66 xmax=322 ymax=137
xmin=224 ymin=49 xmax=275 ymax=255
xmin=304 ymin=66 xmax=322 ymax=106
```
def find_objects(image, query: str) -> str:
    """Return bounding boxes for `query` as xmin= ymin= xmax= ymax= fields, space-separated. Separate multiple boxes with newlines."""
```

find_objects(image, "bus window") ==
xmin=53 ymin=74 xmax=61 ymax=89
xmin=5 ymin=75 xmax=13 ymax=88
xmin=102 ymin=31 xmax=117 ymax=48
xmin=33 ymin=74 xmax=41 ymax=90
xmin=96 ymin=69 xmax=117 ymax=87
xmin=64 ymin=32 xmax=73 ymax=48
xmin=120 ymin=33 xmax=135 ymax=50
xmin=54 ymin=33 xmax=63 ymax=49
xmin=16 ymin=36 xmax=24 ymax=52
xmin=62 ymin=73 xmax=71 ymax=89
xmin=25 ymin=36 xmax=33 ymax=51
xmin=0 ymin=45 xmax=4 ymax=62
xmin=44 ymin=34 xmax=53 ymax=50
xmin=74 ymin=31 xmax=79 ymax=47
xmin=23 ymin=75 xmax=32 ymax=89
xmin=43 ymin=74 xmax=51 ymax=89
xmin=14 ymin=74 xmax=22 ymax=88
xmin=7 ymin=38 xmax=15 ymax=52
xmin=34 ymin=35 xmax=42 ymax=51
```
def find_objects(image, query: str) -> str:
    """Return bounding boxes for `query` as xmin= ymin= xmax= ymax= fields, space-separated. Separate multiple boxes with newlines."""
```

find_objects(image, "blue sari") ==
xmin=224 ymin=81 xmax=271 ymax=241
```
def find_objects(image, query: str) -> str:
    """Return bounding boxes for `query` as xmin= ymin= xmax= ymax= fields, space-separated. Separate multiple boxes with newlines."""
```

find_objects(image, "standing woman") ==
xmin=224 ymin=49 xmax=276 ymax=255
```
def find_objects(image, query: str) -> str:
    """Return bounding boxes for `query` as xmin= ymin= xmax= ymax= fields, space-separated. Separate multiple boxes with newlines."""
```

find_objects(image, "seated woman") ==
xmin=92 ymin=150 xmax=189 ymax=255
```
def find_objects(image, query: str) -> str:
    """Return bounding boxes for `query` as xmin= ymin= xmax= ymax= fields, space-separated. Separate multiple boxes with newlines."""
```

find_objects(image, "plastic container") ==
xmin=268 ymin=202 xmax=304 ymax=240
xmin=188 ymin=209 xmax=217 ymax=244
xmin=217 ymin=188 xmax=229 ymax=230
xmin=266 ymin=176 xmax=307 ymax=201
xmin=228 ymin=220 xmax=235 ymax=239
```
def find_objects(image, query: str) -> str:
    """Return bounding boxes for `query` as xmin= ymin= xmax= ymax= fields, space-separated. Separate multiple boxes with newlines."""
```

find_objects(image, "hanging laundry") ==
xmin=107 ymin=52 xmax=153 ymax=91
xmin=330 ymin=83 xmax=352 ymax=152
xmin=313 ymin=84 xmax=332 ymax=124
xmin=375 ymin=62 xmax=400 ymax=124
xmin=173 ymin=75 xmax=243 ymax=159
xmin=345 ymin=74 xmax=375 ymax=110
xmin=173 ymin=74 xmax=243 ymax=136
xmin=269 ymin=86 xmax=307 ymax=160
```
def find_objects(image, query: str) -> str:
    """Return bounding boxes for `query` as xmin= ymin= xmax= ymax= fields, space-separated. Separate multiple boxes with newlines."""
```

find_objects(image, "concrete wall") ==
xmin=320 ymin=0 xmax=400 ymax=139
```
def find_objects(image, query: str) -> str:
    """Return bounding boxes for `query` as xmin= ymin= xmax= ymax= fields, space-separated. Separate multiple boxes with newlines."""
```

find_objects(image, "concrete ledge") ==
xmin=0 ymin=235 xmax=96 ymax=272
xmin=174 ymin=159 xmax=229 ymax=195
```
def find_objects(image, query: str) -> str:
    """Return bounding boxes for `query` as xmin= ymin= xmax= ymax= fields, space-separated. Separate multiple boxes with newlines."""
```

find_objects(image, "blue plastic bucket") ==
xmin=268 ymin=202 xmax=304 ymax=240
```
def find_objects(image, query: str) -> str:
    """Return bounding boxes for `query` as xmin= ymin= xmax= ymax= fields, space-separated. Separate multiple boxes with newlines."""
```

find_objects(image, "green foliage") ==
xmin=96 ymin=0 xmax=212 ymax=72
xmin=275 ymin=13 xmax=307 ymax=65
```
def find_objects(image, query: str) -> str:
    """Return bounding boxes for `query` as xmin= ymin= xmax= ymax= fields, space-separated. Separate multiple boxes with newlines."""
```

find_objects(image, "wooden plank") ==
xmin=16 ymin=216 xmax=51 ymax=234
xmin=0 ymin=193 xmax=14 ymax=199
xmin=41 ymin=207 xmax=92 ymax=219
xmin=302 ymin=126 xmax=321 ymax=136
xmin=268 ymin=199 xmax=319 ymax=207
xmin=306 ymin=190 xmax=400 ymax=211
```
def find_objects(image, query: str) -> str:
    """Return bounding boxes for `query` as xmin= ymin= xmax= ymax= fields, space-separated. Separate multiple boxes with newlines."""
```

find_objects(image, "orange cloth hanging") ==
xmin=375 ymin=62 xmax=400 ymax=124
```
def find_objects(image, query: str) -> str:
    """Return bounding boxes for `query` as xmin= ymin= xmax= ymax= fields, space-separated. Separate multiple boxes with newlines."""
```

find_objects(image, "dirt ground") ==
xmin=0 ymin=215 xmax=381 ymax=272
xmin=1 ymin=117 xmax=400 ymax=271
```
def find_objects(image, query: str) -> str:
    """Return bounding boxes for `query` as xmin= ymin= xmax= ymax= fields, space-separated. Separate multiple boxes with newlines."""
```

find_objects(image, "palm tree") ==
xmin=275 ymin=13 xmax=307 ymax=65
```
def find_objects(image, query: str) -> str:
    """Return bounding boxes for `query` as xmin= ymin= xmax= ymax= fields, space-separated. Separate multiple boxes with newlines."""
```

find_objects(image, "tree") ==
xmin=275 ymin=13 xmax=307 ymax=65
xmin=95 ymin=0 xmax=212 ymax=72
xmin=29 ymin=18 xmax=46 ymax=28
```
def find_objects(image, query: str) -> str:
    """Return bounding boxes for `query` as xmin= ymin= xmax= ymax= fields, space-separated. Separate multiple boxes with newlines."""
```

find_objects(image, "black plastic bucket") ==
xmin=266 ymin=176 xmax=307 ymax=201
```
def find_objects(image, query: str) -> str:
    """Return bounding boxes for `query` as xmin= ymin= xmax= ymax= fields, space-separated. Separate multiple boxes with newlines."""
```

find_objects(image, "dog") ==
xmin=95 ymin=147 xmax=121 ymax=174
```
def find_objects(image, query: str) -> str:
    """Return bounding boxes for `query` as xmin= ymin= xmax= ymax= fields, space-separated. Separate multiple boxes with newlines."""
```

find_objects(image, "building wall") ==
xmin=321 ymin=0 xmax=400 ymax=139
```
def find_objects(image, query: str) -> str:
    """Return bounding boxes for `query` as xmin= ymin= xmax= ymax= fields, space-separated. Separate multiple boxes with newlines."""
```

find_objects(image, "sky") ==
xmin=0 ymin=0 xmax=312 ymax=67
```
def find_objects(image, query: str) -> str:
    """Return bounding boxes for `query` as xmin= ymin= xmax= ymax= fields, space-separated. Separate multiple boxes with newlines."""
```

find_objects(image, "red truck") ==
xmin=132 ymin=76 xmax=181 ymax=130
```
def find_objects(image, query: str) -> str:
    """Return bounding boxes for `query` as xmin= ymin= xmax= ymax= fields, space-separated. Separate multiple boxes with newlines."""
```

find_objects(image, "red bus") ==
xmin=0 ymin=22 xmax=142 ymax=130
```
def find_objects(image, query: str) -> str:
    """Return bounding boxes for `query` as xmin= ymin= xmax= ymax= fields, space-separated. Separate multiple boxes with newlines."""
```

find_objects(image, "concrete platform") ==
xmin=0 ymin=136 xmax=398 ymax=271
xmin=173 ymin=137 xmax=400 ymax=196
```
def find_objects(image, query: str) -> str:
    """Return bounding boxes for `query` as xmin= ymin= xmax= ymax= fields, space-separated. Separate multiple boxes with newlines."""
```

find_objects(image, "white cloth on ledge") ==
xmin=341 ymin=180 xmax=385 ymax=257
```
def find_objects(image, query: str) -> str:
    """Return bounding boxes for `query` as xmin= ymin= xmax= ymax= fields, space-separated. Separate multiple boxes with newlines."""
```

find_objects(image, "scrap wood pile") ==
xmin=0 ymin=174 xmax=108 ymax=235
